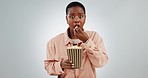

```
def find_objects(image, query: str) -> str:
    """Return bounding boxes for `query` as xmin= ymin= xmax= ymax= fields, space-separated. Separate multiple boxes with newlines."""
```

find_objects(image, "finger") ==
xmin=74 ymin=26 xmax=79 ymax=35
xmin=69 ymin=61 xmax=73 ymax=63
xmin=75 ymin=29 xmax=79 ymax=34
xmin=65 ymin=60 xmax=69 ymax=63
xmin=75 ymin=27 xmax=80 ymax=33
xmin=71 ymin=65 xmax=74 ymax=69
xmin=75 ymin=32 xmax=82 ymax=38
xmin=65 ymin=59 xmax=70 ymax=63
xmin=66 ymin=64 xmax=74 ymax=69
xmin=65 ymin=65 xmax=70 ymax=69
xmin=65 ymin=60 xmax=73 ymax=65
xmin=77 ymin=27 xmax=83 ymax=33
xmin=75 ymin=27 xmax=83 ymax=34
xmin=74 ymin=30 xmax=79 ymax=36
xmin=65 ymin=61 xmax=74 ymax=65
xmin=66 ymin=63 xmax=74 ymax=66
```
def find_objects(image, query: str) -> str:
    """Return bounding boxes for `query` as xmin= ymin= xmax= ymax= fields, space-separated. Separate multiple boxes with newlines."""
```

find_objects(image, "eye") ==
xmin=79 ymin=15 xmax=83 ymax=19
xmin=69 ymin=16 xmax=75 ymax=19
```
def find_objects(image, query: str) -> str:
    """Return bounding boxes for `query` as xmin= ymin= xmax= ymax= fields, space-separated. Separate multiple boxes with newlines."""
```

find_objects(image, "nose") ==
xmin=74 ymin=16 xmax=80 ymax=23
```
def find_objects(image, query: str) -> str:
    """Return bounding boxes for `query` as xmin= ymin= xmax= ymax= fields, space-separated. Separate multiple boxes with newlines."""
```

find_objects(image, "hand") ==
xmin=60 ymin=59 xmax=74 ymax=69
xmin=74 ymin=27 xmax=89 ymax=43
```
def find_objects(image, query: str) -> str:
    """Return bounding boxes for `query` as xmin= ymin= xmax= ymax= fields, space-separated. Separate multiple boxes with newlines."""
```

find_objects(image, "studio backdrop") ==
xmin=0 ymin=0 xmax=148 ymax=78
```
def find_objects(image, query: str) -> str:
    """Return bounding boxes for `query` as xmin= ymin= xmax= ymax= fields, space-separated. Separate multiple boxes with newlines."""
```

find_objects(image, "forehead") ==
xmin=67 ymin=6 xmax=84 ymax=14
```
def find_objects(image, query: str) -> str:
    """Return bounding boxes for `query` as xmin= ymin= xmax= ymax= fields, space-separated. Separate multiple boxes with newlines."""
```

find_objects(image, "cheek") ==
xmin=66 ymin=17 xmax=72 ymax=24
xmin=67 ymin=20 xmax=70 ymax=24
xmin=80 ymin=20 xmax=85 ymax=24
xmin=68 ymin=20 xmax=73 ymax=24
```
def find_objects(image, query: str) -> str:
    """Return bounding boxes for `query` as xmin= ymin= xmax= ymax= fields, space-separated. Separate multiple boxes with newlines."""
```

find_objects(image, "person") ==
xmin=44 ymin=1 xmax=108 ymax=78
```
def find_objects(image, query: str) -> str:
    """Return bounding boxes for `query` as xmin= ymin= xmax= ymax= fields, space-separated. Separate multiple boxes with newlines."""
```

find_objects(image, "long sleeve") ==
xmin=80 ymin=32 xmax=108 ymax=68
xmin=44 ymin=40 xmax=64 ymax=76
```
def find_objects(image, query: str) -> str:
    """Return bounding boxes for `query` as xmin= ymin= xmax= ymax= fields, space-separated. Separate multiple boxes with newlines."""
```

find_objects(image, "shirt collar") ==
xmin=64 ymin=28 xmax=72 ymax=46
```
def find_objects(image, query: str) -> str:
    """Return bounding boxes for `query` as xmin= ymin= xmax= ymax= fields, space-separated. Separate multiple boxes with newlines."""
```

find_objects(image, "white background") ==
xmin=0 ymin=0 xmax=148 ymax=78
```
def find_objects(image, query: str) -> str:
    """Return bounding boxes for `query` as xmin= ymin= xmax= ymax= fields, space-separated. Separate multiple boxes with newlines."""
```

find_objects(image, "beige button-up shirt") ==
xmin=44 ymin=29 xmax=108 ymax=78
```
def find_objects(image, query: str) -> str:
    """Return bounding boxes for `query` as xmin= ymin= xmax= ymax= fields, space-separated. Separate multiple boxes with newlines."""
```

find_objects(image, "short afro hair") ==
xmin=66 ymin=1 xmax=86 ymax=15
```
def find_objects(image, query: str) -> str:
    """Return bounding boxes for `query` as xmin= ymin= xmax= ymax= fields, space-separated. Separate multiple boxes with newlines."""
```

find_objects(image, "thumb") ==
xmin=60 ymin=56 xmax=65 ymax=61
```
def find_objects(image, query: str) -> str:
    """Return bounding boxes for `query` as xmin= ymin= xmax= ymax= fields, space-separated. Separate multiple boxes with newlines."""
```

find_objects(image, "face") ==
xmin=66 ymin=6 xmax=86 ymax=30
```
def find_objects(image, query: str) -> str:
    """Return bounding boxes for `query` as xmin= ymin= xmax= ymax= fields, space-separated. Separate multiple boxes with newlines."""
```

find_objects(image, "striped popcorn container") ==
xmin=67 ymin=46 xmax=82 ymax=69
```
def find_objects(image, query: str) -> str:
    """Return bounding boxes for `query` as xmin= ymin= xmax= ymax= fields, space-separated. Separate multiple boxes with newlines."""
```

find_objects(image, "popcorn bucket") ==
xmin=67 ymin=46 xmax=82 ymax=69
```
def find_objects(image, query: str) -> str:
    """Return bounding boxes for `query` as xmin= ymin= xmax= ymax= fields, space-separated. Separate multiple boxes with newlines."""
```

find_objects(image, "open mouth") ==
xmin=74 ymin=25 xmax=79 ymax=29
xmin=73 ymin=25 xmax=79 ymax=35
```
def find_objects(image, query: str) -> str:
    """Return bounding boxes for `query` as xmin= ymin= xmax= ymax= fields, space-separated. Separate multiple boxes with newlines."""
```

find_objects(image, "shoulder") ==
xmin=85 ymin=30 xmax=102 ymax=42
xmin=85 ymin=30 xmax=100 ymax=37
xmin=47 ymin=33 xmax=65 ymax=45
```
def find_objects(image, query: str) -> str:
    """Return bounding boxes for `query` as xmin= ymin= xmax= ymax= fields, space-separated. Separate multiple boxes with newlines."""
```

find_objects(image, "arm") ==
xmin=44 ymin=41 xmax=64 ymax=76
xmin=80 ymin=32 xmax=108 ymax=68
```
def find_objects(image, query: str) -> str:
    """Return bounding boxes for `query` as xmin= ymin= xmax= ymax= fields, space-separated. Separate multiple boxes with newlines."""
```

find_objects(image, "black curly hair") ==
xmin=66 ymin=1 xmax=86 ymax=15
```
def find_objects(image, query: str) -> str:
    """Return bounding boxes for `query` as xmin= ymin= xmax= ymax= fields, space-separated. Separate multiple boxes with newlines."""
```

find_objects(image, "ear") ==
xmin=66 ymin=16 xmax=68 ymax=24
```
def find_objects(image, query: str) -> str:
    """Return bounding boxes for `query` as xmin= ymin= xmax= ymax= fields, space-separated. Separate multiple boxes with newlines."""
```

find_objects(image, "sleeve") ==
xmin=44 ymin=40 xmax=64 ymax=76
xmin=80 ymin=32 xmax=108 ymax=68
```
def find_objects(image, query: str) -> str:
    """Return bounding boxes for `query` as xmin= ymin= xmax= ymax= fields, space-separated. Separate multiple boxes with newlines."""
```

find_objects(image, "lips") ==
xmin=74 ymin=25 xmax=79 ymax=28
